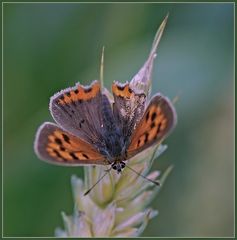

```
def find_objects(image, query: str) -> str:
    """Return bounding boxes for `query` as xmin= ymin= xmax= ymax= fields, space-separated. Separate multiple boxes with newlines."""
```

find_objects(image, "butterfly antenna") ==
xmin=84 ymin=167 xmax=110 ymax=196
xmin=125 ymin=164 xmax=160 ymax=186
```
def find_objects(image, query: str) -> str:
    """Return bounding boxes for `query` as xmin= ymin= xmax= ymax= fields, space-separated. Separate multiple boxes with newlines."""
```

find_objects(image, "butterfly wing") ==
xmin=34 ymin=122 xmax=107 ymax=166
xmin=112 ymin=82 xmax=146 ymax=145
xmin=127 ymin=94 xmax=177 ymax=158
xmin=50 ymin=80 xmax=105 ymax=146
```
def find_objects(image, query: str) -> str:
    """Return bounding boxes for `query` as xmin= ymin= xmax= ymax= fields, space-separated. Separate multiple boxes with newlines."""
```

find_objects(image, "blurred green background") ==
xmin=3 ymin=3 xmax=234 ymax=237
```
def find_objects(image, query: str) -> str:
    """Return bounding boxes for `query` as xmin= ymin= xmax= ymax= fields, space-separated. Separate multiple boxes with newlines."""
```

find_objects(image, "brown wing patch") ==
xmin=127 ymin=94 xmax=177 ymax=158
xmin=58 ymin=81 xmax=101 ymax=105
xmin=35 ymin=123 xmax=107 ymax=166
xmin=50 ymin=80 xmax=105 ymax=146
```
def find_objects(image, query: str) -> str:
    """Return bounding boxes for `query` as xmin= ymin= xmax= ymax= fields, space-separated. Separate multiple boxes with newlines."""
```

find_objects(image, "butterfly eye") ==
xmin=121 ymin=162 xmax=126 ymax=168
xmin=112 ymin=164 xmax=117 ymax=170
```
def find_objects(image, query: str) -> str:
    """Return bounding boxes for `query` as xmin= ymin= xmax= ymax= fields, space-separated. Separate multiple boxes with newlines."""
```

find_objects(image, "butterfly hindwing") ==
xmin=50 ymin=80 xmax=105 ymax=145
xmin=112 ymin=81 xmax=146 ymax=144
xmin=34 ymin=122 xmax=107 ymax=166
xmin=127 ymin=94 xmax=177 ymax=158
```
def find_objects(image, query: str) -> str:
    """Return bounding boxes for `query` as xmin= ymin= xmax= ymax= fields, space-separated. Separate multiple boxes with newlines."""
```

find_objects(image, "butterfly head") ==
xmin=111 ymin=161 xmax=126 ymax=174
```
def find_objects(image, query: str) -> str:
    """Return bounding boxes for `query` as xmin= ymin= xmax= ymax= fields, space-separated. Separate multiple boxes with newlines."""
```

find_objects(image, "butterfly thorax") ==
xmin=103 ymin=130 xmax=126 ymax=160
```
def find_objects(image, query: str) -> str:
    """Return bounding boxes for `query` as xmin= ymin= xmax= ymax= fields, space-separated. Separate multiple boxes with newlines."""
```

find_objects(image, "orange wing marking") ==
xmin=58 ymin=81 xmax=101 ymax=105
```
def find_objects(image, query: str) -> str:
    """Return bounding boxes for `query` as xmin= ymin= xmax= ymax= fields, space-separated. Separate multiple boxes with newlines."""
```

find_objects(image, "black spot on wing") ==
xmin=53 ymin=149 xmax=63 ymax=159
xmin=60 ymin=146 xmax=65 ymax=151
xmin=82 ymin=153 xmax=89 ymax=159
xmin=137 ymin=139 xmax=141 ymax=147
xmin=150 ymin=122 xmax=156 ymax=129
xmin=146 ymin=111 xmax=150 ymax=122
xmin=62 ymin=134 xmax=70 ymax=143
xmin=151 ymin=112 xmax=157 ymax=121
xmin=84 ymin=87 xmax=92 ymax=93
xmin=79 ymin=119 xmax=85 ymax=128
xmin=144 ymin=132 xmax=149 ymax=144
xmin=117 ymin=85 xmax=125 ymax=91
xmin=156 ymin=123 xmax=162 ymax=134
xmin=69 ymin=152 xmax=79 ymax=160
xmin=55 ymin=138 xmax=62 ymax=145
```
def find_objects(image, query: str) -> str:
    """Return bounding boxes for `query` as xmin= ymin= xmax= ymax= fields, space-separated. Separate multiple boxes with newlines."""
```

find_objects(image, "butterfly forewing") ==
xmin=50 ymin=80 xmax=105 ymax=145
xmin=34 ymin=122 xmax=107 ymax=166
xmin=112 ymin=82 xmax=146 ymax=144
xmin=127 ymin=94 xmax=177 ymax=158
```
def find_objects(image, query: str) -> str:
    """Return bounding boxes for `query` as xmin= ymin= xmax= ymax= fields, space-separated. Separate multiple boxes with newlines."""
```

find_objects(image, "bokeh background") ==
xmin=3 ymin=3 xmax=234 ymax=237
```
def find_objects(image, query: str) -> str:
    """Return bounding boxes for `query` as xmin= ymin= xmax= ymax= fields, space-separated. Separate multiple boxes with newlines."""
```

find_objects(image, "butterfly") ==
xmin=34 ymin=80 xmax=177 ymax=173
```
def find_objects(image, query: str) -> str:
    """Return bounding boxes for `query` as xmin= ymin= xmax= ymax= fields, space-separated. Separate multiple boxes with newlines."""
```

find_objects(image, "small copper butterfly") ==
xmin=34 ymin=79 xmax=177 ymax=173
